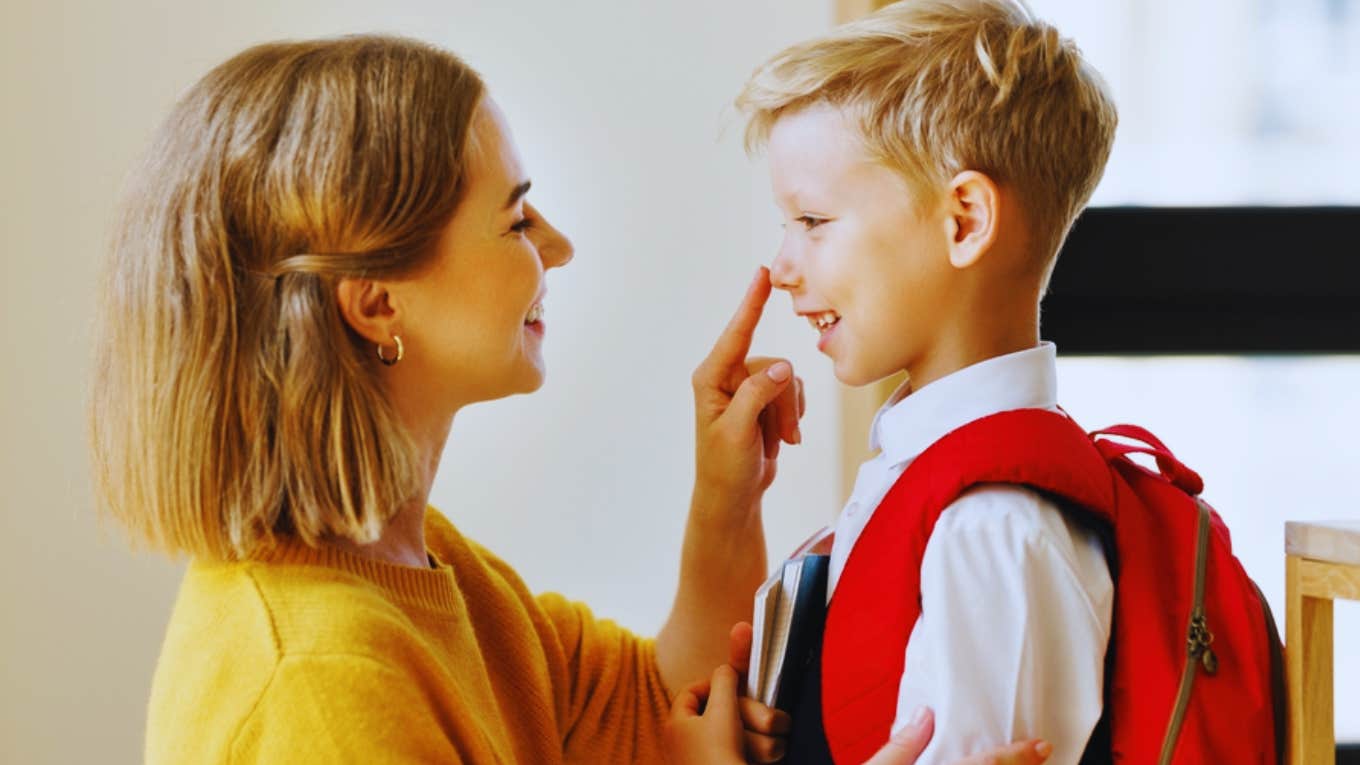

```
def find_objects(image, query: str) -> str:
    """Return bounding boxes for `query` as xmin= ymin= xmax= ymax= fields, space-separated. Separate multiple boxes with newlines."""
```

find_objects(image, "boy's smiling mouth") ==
xmin=806 ymin=310 xmax=841 ymax=334
xmin=795 ymin=307 xmax=843 ymax=353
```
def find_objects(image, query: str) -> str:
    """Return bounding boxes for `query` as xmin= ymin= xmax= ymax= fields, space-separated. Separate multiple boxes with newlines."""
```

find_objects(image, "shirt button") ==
xmin=845 ymin=501 xmax=861 ymax=518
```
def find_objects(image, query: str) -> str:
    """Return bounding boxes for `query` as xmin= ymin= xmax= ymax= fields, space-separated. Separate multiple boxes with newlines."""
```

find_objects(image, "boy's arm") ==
xmin=893 ymin=485 xmax=1112 ymax=765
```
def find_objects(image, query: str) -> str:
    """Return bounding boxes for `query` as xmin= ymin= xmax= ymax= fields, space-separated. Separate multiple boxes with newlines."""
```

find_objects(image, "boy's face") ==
xmin=766 ymin=103 xmax=953 ymax=387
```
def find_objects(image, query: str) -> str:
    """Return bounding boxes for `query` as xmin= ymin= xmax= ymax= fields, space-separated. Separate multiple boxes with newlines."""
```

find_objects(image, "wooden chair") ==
xmin=1287 ymin=521 xmax=1360 ymax=764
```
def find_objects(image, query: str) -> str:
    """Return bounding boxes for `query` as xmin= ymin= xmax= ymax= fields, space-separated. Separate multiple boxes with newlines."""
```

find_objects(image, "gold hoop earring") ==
xmin=377 ymin=334 xmax=404 ymax=366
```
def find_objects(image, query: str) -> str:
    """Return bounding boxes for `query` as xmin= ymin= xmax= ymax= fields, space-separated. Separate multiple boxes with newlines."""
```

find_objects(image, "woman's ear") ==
xmin=336 ymin=277 xmax=399 ymax=345
xmin=943 ymin=170 xmax=1001 ymax=270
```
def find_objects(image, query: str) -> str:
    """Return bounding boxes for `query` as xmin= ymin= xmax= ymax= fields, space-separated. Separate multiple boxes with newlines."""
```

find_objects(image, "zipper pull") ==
xmin=1187 ymin=613 xmax=1218 ymax=676
xmin=1201 ymin=646 xmax=1219 ymax=674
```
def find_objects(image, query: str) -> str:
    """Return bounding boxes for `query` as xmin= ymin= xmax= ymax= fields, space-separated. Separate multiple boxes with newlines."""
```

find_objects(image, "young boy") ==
xmin=673 ymin=1 xmax=1120 ymax=763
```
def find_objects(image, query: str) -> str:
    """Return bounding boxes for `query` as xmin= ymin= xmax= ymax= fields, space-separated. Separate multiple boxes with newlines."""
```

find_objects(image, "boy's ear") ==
xmin=335 ymin=277 xmax=400 ymax=346
xmin=943 ymin=170 xmax=1001 ymax=270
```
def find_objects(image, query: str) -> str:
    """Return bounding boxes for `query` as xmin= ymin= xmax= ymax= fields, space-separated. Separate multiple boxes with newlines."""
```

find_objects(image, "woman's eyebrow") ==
xmin=503 ymin=180 xmax=532 ymax=210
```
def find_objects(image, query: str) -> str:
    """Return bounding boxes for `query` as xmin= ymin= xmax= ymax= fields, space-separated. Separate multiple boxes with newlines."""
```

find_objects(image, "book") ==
xmin=746 ymin=553 xmax=829 ymax=712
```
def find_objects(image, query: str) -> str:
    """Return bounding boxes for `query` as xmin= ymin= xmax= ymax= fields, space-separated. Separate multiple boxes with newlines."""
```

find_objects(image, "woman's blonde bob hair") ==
xmin=91 ymin=35 xmax=484 ymax=560
xmin=737 ymin=0 xmax=1117 ymax=269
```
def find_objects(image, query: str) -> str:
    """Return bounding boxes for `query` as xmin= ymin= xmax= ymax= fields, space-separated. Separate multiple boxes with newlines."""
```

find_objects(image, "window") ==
xmin=1032 ymin=0 xmax=1360 ymax=742
xmin=1032 ymin=0 xmax=1360 ymax=207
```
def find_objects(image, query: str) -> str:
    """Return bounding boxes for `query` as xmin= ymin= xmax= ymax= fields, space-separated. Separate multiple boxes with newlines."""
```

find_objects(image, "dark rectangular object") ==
xmin=1045 ymin=207 xmax=1360 ymax=354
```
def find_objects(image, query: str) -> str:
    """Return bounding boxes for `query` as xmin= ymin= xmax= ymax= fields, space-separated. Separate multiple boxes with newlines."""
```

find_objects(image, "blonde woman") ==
xmin=93 ymin=34 xmax=1045 ymax=765
xmin=93 ymin=35 xmax=803 ymax=763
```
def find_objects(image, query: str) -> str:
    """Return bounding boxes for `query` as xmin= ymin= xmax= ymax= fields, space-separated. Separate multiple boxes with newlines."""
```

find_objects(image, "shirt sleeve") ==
xmin=892 ymin=485 xmax=1113 ymax=765
xmin=535 ymin=592 xmax=673 ymax=765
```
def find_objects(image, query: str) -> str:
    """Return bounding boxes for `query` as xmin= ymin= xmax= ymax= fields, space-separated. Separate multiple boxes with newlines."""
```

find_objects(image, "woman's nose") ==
xmin=535 ymin=215 xmax=574 ymax=269
xmin=544 ymin=233 xmax=574 ymax=269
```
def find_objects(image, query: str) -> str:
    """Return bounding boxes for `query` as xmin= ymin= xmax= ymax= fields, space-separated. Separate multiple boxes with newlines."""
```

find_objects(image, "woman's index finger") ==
xmin=705 ymin=267 xmax=772 ymax=370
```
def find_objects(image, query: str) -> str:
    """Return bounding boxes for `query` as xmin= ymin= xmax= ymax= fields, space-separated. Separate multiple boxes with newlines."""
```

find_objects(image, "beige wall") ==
xmin=0 ymin=1 xmax=841 ymax=762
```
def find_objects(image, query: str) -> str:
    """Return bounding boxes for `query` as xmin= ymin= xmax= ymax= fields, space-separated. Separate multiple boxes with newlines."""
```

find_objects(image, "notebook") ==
xmin=746 ymin=553 xmax=829 ymax=712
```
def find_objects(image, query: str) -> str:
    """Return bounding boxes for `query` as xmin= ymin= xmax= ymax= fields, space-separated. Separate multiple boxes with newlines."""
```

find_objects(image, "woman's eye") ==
xmin=511 ymin=217 xmax=535 ymax=234
xmin=797 ymin=215 xmax=828 ymax=231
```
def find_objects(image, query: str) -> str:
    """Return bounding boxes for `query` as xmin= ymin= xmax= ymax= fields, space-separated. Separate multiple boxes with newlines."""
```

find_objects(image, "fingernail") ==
xmin=766 ymin=362 xmax=791 ymax=382
xmin=770 ymin=742 xmax=786 ymax=761
xmin=909 ymin=706 xmax=929 ymax=729
xmin=1035 ymin=741 xmax=1053 ymax=759
xmin=793 ymin=426 xmax=802 ymax=444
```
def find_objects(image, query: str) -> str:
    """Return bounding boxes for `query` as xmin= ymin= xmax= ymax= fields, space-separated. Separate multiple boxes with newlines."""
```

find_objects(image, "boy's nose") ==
xmin=769 ymin=246 xmax=801 ymax=292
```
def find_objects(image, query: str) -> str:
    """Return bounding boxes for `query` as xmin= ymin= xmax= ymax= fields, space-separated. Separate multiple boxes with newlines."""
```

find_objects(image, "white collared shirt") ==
xmin=827 ymin=343 xmax=1112 ymax=765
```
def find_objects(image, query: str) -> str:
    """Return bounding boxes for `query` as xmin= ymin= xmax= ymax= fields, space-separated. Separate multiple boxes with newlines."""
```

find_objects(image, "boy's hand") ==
xmin=728 ymin=622 xmax=792 ymax=763
xmin=665 ymin=665 xmax=747 ymax=765
xmin=692 ymin=267 xmax=804 ymax=516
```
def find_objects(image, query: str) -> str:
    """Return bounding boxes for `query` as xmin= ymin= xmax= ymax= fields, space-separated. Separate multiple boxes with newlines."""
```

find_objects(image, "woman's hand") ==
xmin=866 ymin=709 xmax=1054 ymax=765
xmin=666 ymin=657 xmax=1054 ymax=765
xmin=654 ymin=268 xmax=805 ymax=694
xmin=691 ymin=266 xmax=804 ymax=519
xmin=666 ymin=665 xmax=748 ymax=765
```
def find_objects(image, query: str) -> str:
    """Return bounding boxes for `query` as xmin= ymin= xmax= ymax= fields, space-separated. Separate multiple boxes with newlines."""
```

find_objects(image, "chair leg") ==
xmin=1287 ymin=554 xmax=1335 ymax=765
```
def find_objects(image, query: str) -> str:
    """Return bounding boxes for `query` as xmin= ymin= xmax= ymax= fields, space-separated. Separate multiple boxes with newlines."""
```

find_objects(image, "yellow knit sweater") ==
xmin=145 ymin=509 xmax=672 ymax=764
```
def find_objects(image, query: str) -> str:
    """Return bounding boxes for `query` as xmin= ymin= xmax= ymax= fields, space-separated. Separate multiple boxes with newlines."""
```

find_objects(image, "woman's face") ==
xmin=388 ymin=99 xmax=574 ymax=411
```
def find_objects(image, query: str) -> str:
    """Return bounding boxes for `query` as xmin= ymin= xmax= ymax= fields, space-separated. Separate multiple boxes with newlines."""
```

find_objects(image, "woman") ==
xmin=91 ymin=35 xmax=1049 ymax=764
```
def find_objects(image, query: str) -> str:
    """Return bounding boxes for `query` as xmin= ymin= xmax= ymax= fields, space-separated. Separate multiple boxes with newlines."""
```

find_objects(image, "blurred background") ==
xmin=1 ymin=0 xmax=1356 ymax=762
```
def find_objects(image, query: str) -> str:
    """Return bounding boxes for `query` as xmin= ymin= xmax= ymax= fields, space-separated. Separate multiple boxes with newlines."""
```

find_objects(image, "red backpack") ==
xmin=821 ymin=408 xmax=1285 ymax=765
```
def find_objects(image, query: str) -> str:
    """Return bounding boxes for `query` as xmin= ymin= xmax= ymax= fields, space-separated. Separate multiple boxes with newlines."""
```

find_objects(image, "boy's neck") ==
xmin=904 ymin=299 xmax=1041 ymax=395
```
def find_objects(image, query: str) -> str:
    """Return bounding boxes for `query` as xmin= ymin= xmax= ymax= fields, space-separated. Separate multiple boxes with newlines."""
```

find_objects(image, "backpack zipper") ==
xmin=1158 ymin=499 xmax=1218 ymax=765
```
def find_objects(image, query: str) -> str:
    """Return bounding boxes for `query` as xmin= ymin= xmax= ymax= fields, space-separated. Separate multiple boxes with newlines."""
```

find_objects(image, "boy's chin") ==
xmin=832 ymin=360 xmax=898 ymax=389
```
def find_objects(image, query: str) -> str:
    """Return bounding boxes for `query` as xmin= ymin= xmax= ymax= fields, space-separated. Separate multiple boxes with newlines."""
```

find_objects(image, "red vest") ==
xmin=821 ymin=409 xmax=1283 ymax=765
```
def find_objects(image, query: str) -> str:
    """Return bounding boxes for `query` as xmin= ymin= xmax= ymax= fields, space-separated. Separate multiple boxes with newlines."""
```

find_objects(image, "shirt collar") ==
xmin=868 ymin=342 xmax=1059 ymax=465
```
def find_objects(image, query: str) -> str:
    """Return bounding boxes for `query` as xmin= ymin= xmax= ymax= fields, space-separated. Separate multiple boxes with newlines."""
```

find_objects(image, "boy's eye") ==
xmin=797 ymin=215 xmax=828 ymax=231
xmin=510 ymin=216 xmax=535 ymax=234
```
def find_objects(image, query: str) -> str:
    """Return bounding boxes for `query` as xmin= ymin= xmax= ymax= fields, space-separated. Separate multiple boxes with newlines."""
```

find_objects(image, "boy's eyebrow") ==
xmin=503 ymin=180 xmax=532 ymax=210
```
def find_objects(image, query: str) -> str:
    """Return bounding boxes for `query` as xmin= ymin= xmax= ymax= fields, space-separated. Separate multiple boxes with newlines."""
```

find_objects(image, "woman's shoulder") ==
xmin=422 ymin=508 xmax=596 ymax=643
xmin=424 ymin=506 xmax=528 ymax=593
xmin=147 ymin=560 xmax=461 ymax=764
xmin=163 ymin=560 xmax=282 ymax=659
xmin=163 ymin=549 xmax=451 ymax=676
xmin=165 ymin=559 xmax=407 ymax=658
xmin=146 ymin=561 xmax=287 ymax=764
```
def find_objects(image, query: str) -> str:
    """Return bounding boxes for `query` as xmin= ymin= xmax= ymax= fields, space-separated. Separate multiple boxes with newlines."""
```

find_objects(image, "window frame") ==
xmin=1046 ymin=207 xmax=1360 ymax=355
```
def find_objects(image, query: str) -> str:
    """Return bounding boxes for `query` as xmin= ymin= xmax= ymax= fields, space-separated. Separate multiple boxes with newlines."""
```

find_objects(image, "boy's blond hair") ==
xmin=737 ymin=0 xmax=1117 ymax=275
xmin=91 ymin=36 xmax=484 ymax=560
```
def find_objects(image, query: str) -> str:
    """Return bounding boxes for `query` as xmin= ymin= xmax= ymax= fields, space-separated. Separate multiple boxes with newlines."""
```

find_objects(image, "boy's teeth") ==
xmin=525 ymin=303 xmax=544 ymax=324
xmin=807 ymin=311 xmax=841 ymax=332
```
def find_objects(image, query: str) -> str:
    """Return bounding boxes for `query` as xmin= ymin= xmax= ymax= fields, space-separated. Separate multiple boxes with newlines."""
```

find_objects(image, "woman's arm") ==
xmin=655 ymin=268 xmax=803 ymax=693
xmin=656 ymin=488 xmax=770 ymax=693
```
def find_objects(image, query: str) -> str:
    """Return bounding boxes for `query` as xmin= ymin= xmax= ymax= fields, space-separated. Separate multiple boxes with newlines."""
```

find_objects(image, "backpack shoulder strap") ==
xmin=822 ymin=408 xmax=1116 ymax=764
xmin=920 ymin=408 xmax=1115 ymax=511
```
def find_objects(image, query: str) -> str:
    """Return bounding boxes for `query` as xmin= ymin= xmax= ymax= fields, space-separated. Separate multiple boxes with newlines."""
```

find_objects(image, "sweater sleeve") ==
xmin=535 ymin=592 xmax=673 ymax=765
xmin=229 ymin=653 xmax=466 ymax=765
